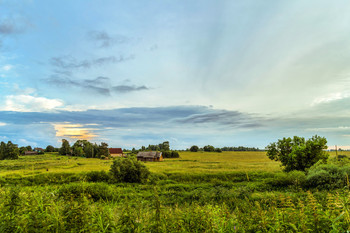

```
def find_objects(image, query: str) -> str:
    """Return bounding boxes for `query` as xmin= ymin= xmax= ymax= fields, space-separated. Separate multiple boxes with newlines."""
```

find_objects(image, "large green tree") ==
xmin=0 ymin=141 xmax=19 ymax=160
xmin=266 ymin=135 xmax=329 ymax=172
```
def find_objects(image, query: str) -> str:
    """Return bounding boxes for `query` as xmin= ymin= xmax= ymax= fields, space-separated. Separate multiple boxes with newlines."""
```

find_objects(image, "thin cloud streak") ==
xmin=45 ymin=76 xmax=149 ymax=95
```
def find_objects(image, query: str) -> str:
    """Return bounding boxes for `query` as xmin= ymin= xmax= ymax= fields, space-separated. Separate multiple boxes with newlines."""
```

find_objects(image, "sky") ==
xmin=1 ymin=0 xmax=350 ymax=150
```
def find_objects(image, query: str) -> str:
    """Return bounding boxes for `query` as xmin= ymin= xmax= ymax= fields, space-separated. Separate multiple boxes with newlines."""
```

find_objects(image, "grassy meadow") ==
xmin=1 ymin=151 xmax=350 ymax=232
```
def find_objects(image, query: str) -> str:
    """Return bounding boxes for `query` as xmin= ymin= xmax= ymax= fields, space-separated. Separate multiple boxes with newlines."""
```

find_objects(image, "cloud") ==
xmin=312 ymin=92 xmax=350 ymax=106
xmin=0 ymin=21 xmax=18 ymax=35
xmin=46 ymin=76 xmax=149 ymax=95
xmin=0 ymin=122 xmax=6 ymax=126
xmin=2 ymin=64 xmax=13 ymax=71
xmin=0 ymin=16 xmax=31 ymax=36
xmin=87 ymin=30 xmax=133 ymax=48
xmin=2 ymin=94 xmax=64 ymax=112
xmin=47 ymin=76 xmax=111 ymax=96
xmin=176 ymin=110 xmax=263 ymax=128
xmin=50 ymin=55 xmax=134 ymax=70
xmin=0 ymin=106 xmax=261 ymax=129
xmin=112 ymin=85 xmax=149 ymax=93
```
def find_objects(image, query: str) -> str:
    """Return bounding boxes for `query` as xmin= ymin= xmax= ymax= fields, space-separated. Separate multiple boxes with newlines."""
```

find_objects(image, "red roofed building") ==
xmin=109 ymin=148 xmax=124 ymax=157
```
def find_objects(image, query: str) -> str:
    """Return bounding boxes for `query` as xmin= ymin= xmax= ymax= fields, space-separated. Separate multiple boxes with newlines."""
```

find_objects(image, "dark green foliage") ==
xmin=221 ymin=146 xmax=261 ymax=151
xmin=85 ymin=170 xmax=111 ymax=182
xmin=145 ymin=141 xmax=170 ymax=151
xmin=110 ymin=156 xmax=150 ymax=183
xmin=265 ymin=170 xmax=306 ymax=189
xmin=45 ymin=145 xmax=55 ymax=152
xmin=190 ymin=145 xmax=199 ymax=152
xmin=19 ymin=146 xmax=26 ymax=155
xmin=59 ymin=139 xmax=71 ymax=155
xmin=215 ymin=148 xmax=222 ymax=152
xmin=0 ymin=141 xmax=19 ymax=160
xmin=162 ymin=151 xmax=180 ymax=158
xmin=58 ymin=183 xmax=114 ymax=201
xmin=63 ymin=196 xmax=90 ymax=232
xmin=97 ymin=142 xmax=109 ymax=158
xmin=266 ymin=135 xmax=329 ymax=172
xmin=203 ymin=145 xmax=215 ymax=152
xmin=306 ymin=163 xmax=350 ymax=189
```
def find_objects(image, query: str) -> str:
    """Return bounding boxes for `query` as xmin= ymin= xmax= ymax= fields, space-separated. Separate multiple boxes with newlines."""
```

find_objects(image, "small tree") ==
xmin=97 ymin=142 xmax=109 ymax=158
xmin=59 ymin=139 xmax=71 ymax=155
xmin=45 ymin=145 xmax=55 ymax=152
xmin=266 ymin=135 xmax=328 ymax=172
xmin=203 ymin=145 xmax=215 ymax=152
xmin=190 ymin=145 xmax=199 ymax=152
xmin=110 ymin=156 xmax=150 ymax=183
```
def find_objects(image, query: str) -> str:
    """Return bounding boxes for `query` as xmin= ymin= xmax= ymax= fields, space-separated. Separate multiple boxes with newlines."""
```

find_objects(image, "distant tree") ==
xmin=97 ymin=142 xmax=109 ymax=158
xmin=159 ymin=141 xmax=170 ymax=151
xmin=0 ymin=141 xmax=6 ymax=160
xmin=215 ymin=148 xmax=222 ymax=153
xmin=190 ymin=145 xmax=199 ymax=152
xmin=171 ymin=151 xmax=180 ymax=158
xmin=73 ymin=146 xmax=84 ymax=157
xmin=19 ymin=146 xmax=26 ymax=155
xmin=266 ymin=135 xmax=328 ymax=172
xmin=26 ymin=145 xmax=32 ymax=151
xmin=45 ymin=145 xmax=55 ymax=152
xmin=59 ymin=139 xmax=71 ymax=155
xmin=203 ymin=145 xmax=215 ymax=152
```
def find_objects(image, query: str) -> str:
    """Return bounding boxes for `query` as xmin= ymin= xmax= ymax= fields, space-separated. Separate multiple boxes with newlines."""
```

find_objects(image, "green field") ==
xmin=1 ymin=151 xmax=350 ymax=232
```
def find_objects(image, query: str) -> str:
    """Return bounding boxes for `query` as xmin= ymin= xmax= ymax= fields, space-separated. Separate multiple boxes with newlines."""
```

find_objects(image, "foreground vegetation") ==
xmin=1 ymin=151 xmax=350 ymax=232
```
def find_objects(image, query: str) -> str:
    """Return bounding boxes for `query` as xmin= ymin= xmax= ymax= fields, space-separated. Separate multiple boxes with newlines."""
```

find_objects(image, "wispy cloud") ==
xmin=0 ymin=15 xmax=31 ymax=35
xmin=46 ymin=76 xmax=149 ymax=95
xmin=312 ymin=92 xmax=350 ymax=106
xmin=50 ymin=55 xmax=134 ymax=70
xmin=112 ymin=85 xmax=149 ymax=93
xmin=87 ymin=30 xmax=135 ymax=48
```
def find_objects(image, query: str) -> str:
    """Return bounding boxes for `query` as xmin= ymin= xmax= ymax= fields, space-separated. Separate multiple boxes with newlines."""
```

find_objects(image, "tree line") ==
xmin=127 ymin=141 xmax=179 ymax=158
xmin=59 ymin=139 xmax=110 ymax=159
xmin=188 ymin=145 xmax=262 ymax=152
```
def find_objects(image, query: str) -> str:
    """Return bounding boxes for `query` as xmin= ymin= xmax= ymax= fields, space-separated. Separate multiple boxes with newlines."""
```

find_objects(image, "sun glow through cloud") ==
xmin=53 ymin=123 xmax=98 ymax=141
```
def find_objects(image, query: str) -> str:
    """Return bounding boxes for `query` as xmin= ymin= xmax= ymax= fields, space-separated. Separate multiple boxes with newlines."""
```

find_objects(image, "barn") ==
xmin=137 ymin=151 xmax=163 ymax=162
xmin=109 ymin=148 xmax=124 ymax=157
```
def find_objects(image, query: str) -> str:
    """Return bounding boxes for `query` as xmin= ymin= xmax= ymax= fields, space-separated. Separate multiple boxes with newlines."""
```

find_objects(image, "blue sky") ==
xmin=1 ymin=0 xmax=350 ymax=149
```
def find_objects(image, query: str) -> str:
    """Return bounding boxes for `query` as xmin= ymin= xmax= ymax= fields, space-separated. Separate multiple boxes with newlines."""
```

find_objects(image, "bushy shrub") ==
xmin=265 ymin=170 xmax=306 ymax=188
xmin=162 ymin=151 xmax=180 ymax=158
xmin=58 ymin=183 xmax=114 ymax=201
xmin=190 ymin=145 xmax=199 ymax=152
xmin=110 ymin=156 xmax=150 ymax=183
xmin=85 ymin=171 xmax=111 ymax=182
xmin=306 ymin=163 xmax=350 ymax=189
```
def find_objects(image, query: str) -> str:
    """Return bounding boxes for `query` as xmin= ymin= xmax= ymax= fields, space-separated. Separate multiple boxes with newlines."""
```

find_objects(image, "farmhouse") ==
xmin=24 ymin=151 xmax=37 ymax=155
xmin=137 ymin=151 xmax=163 ymax=162
xmin=109 ymin=148 xmax=124 ymax=157
xmin=34 ymin=147 xmax=45 ymax=153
